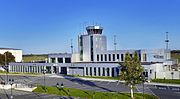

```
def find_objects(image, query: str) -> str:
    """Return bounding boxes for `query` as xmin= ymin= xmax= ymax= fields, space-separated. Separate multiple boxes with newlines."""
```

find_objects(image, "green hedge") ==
xmin=152 ymin=79 xmax=180 ymax=84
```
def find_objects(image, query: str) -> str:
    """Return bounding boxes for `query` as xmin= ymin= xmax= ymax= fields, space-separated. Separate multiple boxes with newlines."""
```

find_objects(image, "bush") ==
xmin=152 ymin=79 xmax=180 ymax=84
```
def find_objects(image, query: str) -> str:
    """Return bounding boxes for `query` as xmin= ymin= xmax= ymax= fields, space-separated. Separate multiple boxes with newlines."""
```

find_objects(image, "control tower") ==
xmin=86 ymin=26 xmax=103 ymax=35
xmin=79 ymin=26 xmax=107 ymax=62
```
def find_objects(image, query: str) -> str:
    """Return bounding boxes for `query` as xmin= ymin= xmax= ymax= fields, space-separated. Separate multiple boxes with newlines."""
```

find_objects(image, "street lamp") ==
xmin=9 ymin=79 xmax=14 ymax=99
xmin=4 ymin=52 xmax=9 ymax=85
xmin=171 ymin=72 xmax=174 ymax=80
xmin=61 ymin=83 xmax=64 ymax=88
xmin=56 ymin=82 xmax=59 ymax=88
xmin=42 ymin=69 xmax=46 ymax=92
xmin=141 ymin=74 xmax=145 ymax=99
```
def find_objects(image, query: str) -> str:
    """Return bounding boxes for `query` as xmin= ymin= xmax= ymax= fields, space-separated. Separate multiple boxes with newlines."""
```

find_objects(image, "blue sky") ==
xmin=0 ymin=0 xmax=180 ymax=54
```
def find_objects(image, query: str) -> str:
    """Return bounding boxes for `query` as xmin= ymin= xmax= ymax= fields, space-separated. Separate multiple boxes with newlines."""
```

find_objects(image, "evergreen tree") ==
xmin=120 ymin=52 xmax=144 ymax=99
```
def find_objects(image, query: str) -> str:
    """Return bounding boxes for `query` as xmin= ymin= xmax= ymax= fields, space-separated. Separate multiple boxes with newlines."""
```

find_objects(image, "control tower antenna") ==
xmin=71 ymin=39 xmax=73 ymax=54
xmin=165 ymin=32 xmax=169 ymax=49
xmin=114 ymin=35 xmax=117 ymax=51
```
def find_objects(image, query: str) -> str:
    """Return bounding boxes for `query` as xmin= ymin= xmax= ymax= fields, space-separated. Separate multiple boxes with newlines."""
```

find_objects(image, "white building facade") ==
xmin=9 ymin=26 xmax=178 ymax=80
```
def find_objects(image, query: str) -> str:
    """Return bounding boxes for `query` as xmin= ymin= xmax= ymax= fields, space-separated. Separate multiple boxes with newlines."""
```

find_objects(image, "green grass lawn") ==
xmin=23 ymin=54 xmax=48 ymax=62
xmin=33 ymin=86 xmax=158 ymax=99
xmin=152 ymin=79 xmax=180 ymax=84
xmin=0 ymin=70 xmax=41 ymax=75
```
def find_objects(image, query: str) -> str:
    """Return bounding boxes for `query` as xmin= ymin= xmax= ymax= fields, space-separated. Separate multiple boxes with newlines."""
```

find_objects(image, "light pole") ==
xmin=141 ymin=74 xmax=145 ymax=99
xmin=61 ymin=83 xmax=64 ymax=88
xmin=9 ymin=79 xmax=14 ymax=99
xmin=42 ymin=69 xmax=46 ymax=92
xmin=56 ymin=83 xmax=60 ymax=95
xmin=171 ymin=72 xmax=174 ymax=80
xmin=4 ymin=52 xmax=9 ymax=84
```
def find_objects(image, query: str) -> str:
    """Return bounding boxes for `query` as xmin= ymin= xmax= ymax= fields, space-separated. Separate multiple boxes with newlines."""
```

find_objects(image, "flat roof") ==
xmin=0 ymin=48 xmax=21 ymax=50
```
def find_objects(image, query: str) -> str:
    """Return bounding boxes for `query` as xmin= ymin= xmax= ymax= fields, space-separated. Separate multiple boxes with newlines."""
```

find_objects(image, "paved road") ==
xmin=0 ymin=74 xmax=180 ymax=99
xmin=0 ymin=74 xmax=132 ymax=99
xmin=0 ymin=74 xmax=132 ymax=92
xmin=149 ymin=85 xmax=180 ymax=99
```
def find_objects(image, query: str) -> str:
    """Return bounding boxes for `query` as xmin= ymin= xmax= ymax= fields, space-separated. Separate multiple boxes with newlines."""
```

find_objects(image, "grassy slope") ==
xmin=33 ymin=86 xmax=158 ymax=99
xmin=23 ymin=54 xmax=48 ymax=62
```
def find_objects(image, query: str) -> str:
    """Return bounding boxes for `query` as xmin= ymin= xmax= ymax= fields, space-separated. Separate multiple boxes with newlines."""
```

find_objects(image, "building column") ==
xmin=88 ymin=67 xmax=90 ymax=76
xmin=51 ymin=66 xmax=53 ymax=74
xmin=114 ymin=68 xmax=117 ymax=77
xmin=84 ymin=66 xmax=86 ymax=76
xmin=109 ymin=68 xmax=112 ymax=77
xmin=63 ymin=58 xmax=65 ymax=63
xmin=92 ymin=67 xmax=94 ymax=76
xmin=67 ymin=67 xmax=69 ymax=75
xmin=105 ymin=68 xmax=107 ymax=76
xmin=58 ymin=66 xmax=61 ymax=74
xmin=48 ymin=58 xmax=51 ymax=63
xmin=55 ymin=58 xmax=58 ymax=63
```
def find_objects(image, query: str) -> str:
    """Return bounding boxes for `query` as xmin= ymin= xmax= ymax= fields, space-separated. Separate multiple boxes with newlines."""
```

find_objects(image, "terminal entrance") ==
xmin=53 ymin=66 xmax=57 ymax=74
xmin=61 ymin=67 xmax=67 ymax=74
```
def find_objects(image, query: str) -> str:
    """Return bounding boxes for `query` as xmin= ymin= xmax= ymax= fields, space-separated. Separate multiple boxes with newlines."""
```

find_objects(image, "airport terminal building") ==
xmin=9 ymin=26 xmax=179 ymax=80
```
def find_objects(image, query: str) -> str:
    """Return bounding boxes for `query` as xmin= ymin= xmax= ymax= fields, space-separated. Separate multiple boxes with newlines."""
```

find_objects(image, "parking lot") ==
xmin=0 ymin=74 xmax=180 ymax=99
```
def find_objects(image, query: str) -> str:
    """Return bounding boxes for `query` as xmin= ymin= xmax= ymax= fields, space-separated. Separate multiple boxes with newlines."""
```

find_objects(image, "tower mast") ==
xmin=165 ymin=32 xmax=169 ymax=49
xmin=114 ymin=35 xmax=117 ymax=51
xmin=71 ymin=39 xmax=73 ymax=54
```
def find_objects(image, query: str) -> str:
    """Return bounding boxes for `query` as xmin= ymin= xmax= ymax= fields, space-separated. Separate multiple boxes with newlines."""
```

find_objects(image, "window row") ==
xmin=96 ymin=54 xmax=124 ymax=62
xmin=97 ymin=53 xmax=146 ymax=62
xmin=50 ymin=57 xmax=71 ymax=63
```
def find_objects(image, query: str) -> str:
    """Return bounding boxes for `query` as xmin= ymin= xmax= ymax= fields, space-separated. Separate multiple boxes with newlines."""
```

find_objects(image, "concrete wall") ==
xmin=152 ymin=71 xmax=180 ymax=79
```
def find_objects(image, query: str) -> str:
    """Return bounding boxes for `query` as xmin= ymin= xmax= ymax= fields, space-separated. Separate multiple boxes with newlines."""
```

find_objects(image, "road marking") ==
xmin=107 ymin=82 xmax=111 ymax=85
xmin=171 ymin=88 xmax=180 ymax=91
xmin=158 ymin=87 xmax=167 ymax=90
xmin=117 ymin=81 xmax=120 ymax=85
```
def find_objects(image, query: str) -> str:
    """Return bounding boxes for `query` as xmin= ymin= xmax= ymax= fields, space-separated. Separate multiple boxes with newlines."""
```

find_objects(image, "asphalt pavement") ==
xmin=0 ymin=74 xmax=180 ymax=99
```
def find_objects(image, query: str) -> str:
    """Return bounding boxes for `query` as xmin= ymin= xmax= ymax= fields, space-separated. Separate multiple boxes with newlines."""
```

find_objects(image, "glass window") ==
xmin=121 ymin=54 xmax=124 ymax=61
xmin=105 ymin=54 xmax=107 ymax=61
xmin=90 ymin=67 xmax=92 ymax=76
xmin=143 ymin=54 xmax=147 ymax=61
xmin=97 ymin=54 xmax=99 ymax=61
xmin=98 ymin=67 xmax=100 ymax=76
xmin=51 ymin=58 xmax=55 ymax=63
xmin=94 ymin=67 xmax=96 ymax=76
xmin=117 ymin=54 xmax=119 ymax=60
xmin=86 ymin=67 xmax=88 ymax=75
xmin=101 ymin=54 xmax=103 ymax=61
xmin=109 ymin=54 xmax=111 ymax=61
xmin=65 ymin=58 xmax=71 ymax=63
xmin=58 ymin=58 xmax=63 ymax=63
xmin=103 ymin=68 xmax=105 ymax=76
xmin=113 ymin=54 xmax=115 ymax=61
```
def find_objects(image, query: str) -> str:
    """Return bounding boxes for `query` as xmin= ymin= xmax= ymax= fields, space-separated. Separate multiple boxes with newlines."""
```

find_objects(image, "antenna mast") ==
xmin=165 ymin=32 xmax=169 ymax=49
xmin=71 ymin=39 xmax=73 ymax=54
xmin=114 ymin=35 xmax=117 ymax=51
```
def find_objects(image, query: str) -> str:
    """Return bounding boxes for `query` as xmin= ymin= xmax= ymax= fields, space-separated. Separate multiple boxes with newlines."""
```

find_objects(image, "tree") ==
xmin=0 ymin=54 xmax=4 ymax=65
xmin=0 ymin=52 xmax=15 ymax=65
xmin=120 ymin=52 xmax=144 ymax=99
